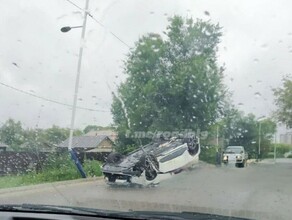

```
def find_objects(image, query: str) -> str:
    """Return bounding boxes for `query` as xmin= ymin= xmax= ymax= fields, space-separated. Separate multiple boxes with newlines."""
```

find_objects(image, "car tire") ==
xmin=239 ymin=162 xmax=244 ymax=168
xmin=183 ymin=137 xmax=199 ymax=156
xmin=138 ymin=154 xmax=159 ymax=181
xmin=106 ymin=152 xmax=124 ymax=164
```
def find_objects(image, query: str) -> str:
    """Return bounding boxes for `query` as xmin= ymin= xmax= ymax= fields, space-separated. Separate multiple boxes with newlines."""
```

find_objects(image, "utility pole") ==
xmin=258 ymin=122 xmax=261 ymax=160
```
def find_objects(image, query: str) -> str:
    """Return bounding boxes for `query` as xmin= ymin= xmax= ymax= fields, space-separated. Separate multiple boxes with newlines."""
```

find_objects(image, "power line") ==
xmin=89 ymin=15 xmax=130 ymax=48
xmin=0 ymin=81 xmax=109 ymax=112
xmin=65 ymin=0 xmax=84 ymax=11
xmin=64 ymin=0 xmax=131 ymax=48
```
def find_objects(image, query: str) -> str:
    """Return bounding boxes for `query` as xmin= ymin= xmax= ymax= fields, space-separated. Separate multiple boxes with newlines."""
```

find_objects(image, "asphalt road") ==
xmin=0 ymin=159 xmax=291 ymax=220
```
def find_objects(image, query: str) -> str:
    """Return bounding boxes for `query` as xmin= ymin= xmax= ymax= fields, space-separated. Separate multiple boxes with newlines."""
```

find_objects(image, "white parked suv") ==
xmin=222 ymin=146 xmax=248 ymax=168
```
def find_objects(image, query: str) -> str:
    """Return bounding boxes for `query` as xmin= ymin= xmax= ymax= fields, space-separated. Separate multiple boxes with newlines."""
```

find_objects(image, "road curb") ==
xmin=0 ymin=176 xmax=104 ymax=195
xmin=247 ymin=159 xmax=257 ymax=164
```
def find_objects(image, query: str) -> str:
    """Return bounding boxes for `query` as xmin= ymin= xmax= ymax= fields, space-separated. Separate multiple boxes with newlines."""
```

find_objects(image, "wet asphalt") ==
xmin=0 ymin=159 xmax=291 ymax=220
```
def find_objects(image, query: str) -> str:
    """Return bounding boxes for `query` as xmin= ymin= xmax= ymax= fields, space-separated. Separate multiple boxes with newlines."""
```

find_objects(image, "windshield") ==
xmin=225 ymin=148 xmax=243 ymax=154
xmin=1 ymin=0 xmax=292 ymax=220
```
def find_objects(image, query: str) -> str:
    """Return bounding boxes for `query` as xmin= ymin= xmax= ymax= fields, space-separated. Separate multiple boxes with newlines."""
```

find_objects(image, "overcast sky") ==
xmin=0 ymin=0 xmax=292 ymax=134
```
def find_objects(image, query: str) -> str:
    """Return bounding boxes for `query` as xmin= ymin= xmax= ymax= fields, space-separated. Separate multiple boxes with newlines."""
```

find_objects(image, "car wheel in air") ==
xmin=139 ymin=154 xmax=159 ymax=181
xmin=183 ymin=137 xmax=199 ymax=156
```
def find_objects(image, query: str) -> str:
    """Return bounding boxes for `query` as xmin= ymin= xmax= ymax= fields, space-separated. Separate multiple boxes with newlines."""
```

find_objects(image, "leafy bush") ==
xmin=287 ymin=154 xmax=292 ymax=158
xmin=267 ymin=144 xmax=292 ymax=158
xmin=265 ymin=152 xmax=276 ymax=158
xmin=83 ymin=160 xmax=102 ymax=177
xmin=22 ymin=153 xmax=81 ymax=184
xmin=13 ymin=155 xmax=103 ymax=187
xmin=0 ymin=153 xmax=103 ymax=190
xmin=42 ymin=153 xmax=75 ymax=171
xmin=115 ymin=144 xmax=137 ymax=155
xmin=199 ymin=146 xmax=218 ymax=165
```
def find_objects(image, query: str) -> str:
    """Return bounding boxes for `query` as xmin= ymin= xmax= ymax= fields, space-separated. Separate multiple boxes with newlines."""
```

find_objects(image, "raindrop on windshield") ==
xmin=12 ymin=62 xmax=19 ymax=68
xmin=204 ymin=11 xmax=210 ymax=16
xmin=72 ymin=11 xmax=82 ymax=18
xmin=261 ymin=44 xmax=268 ymax=49
xmin=237 ymin=103 xmax=244 ymax=106
xmin=254 ymin=92 xmax=261 ymax=98
xmin=253 ymin=58 xmax=259 ymax=63
xmin=56 ymin=14 xmax=67 ymax=20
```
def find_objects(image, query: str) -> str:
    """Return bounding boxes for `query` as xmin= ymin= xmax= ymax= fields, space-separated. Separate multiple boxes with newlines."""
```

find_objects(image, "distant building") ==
xmin=58 ymin=135 xmax=114 ymax=153
xmin=84 ymin=129 xmax=117 ymax=142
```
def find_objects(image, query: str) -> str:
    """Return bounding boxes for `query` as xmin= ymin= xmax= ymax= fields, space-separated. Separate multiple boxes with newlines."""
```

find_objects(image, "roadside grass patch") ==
xmin=0 ymin=175 xmax=27 ymax=189
xmin=0 ymin=153 xmax=103 ymax=189
xmin=199 ymin=146 xmax=217 ymax=165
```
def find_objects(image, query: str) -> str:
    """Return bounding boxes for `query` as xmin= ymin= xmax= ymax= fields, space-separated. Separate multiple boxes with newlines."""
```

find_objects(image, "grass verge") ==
xmin=0 ymin=155 xmax=103 ymax=189
xmin=199 ymin=146 xmax=217 ymax=165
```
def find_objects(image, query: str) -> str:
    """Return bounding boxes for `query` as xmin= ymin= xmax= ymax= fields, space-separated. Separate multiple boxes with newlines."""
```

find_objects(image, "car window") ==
xmin=226 ymin=148 xmax=242 ymax=154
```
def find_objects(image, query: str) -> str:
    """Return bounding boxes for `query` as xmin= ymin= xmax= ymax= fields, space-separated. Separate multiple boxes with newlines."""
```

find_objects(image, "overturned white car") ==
xmin=101 ymin=136 xmax=200 ymax=186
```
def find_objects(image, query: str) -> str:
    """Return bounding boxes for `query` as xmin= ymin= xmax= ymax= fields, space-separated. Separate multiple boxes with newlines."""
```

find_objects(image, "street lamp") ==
xmin=60 ymin=26 xmax=83 ymax=33
xmin=61 ymin=0 xmax=89 ymax=178
xmin=257 ymin=116 xmax=266 ymax=161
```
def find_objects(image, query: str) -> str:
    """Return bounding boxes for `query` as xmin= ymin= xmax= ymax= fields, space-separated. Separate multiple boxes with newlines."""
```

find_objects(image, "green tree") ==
xmin=83 ymin=125 xmax=113 ymax=134
xmin=0 ymin=118 xmax=24 ymax=150
xmin=21 ymin=128 xmax=45 ymax=152
xmin=273 ymin=76 xmax=292 ymax=128
xmin=83 ymin=125 xmax=99 ymax=134
xmin=203 ymin=107 xmax=240 ymax=147
xmin=44 ymin=125 xmax=71 ymax=145
xmin=112 ymin=16 xmax=226 ymax=149
xmin=18 ymin=125 xmax=83 ymax=152
xmin=227 ymin=113 xmax=276 ymax=158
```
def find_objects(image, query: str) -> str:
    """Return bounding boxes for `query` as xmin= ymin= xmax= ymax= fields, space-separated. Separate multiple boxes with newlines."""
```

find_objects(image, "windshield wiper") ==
xmin=0 ymin=205 xmax=251 ymax=219
xmin=0 ymin=204 xmax=127 ymax=218
xmin=127 ymin=211 xmax=251 ymax=220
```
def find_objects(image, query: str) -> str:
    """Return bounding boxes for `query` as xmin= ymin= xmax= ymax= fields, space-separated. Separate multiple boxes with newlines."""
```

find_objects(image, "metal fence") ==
xmin=0 ymin=151 xmax=109 ymax=176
